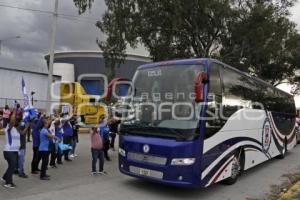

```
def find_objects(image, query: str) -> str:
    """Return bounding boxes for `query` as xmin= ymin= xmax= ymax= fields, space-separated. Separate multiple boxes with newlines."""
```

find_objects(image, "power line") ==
xmin=58 ymin=15 xmax=97 ymax=24
xmin=0 ymin=3 xmax=99 ymax=24
xmin=0 ymin=3 xmax=53 ymax=14
xmin=59 ymin=13 xmax=99 ymax=22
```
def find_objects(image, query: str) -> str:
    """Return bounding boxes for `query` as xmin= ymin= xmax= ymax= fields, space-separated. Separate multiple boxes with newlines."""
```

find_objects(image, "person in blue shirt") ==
xmin=39 ymin=117 xmax=59 ymax=180
xmin=69 ymin=116 xmax=79 ymax=158
xmin=97 ymin=114 xmax=111 ymax=161
xmin=31 ymin=113 xmax=43 ymax=174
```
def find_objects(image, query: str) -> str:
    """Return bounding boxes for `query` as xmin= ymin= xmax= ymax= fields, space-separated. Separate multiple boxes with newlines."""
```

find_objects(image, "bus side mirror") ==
xmin=194 ymin=72 xmax=208 ymax=103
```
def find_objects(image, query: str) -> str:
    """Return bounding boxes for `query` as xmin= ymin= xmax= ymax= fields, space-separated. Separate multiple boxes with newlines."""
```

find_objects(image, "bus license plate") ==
xmin=139 ymin=168 xmax=151 ymax=176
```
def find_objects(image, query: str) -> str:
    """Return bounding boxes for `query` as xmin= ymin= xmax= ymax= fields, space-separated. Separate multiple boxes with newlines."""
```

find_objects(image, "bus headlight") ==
xmin=118 ymin=148 xmax=126 ymax=157
xmin=171 ymin=158 xmax=195 ymax=166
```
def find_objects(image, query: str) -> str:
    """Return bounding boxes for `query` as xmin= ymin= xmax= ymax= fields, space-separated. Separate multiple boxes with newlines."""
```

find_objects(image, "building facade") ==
xmin=45 ymin=51 xmax=151 ymax=95
xmin=0 ymin=65 xmax=60 ymax=109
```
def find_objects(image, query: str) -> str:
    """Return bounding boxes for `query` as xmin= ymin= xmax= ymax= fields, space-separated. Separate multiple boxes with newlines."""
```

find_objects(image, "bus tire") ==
xmin=277 ymin=139 xmax=287 ymax=159
xmin=223 ymin=151 xmax=242 ymax=185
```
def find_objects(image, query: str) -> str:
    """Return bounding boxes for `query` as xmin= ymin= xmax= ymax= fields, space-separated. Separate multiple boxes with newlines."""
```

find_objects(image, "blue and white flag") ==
xmin=12 ymin=100 xmax=18 ymax=108
xmin=22 ymin=78 xmax=30 ymax=108
xmin=62 ymin=103 xmax=69 ymax=114
xmin=22 ymin=77 xmax=38 ymax=124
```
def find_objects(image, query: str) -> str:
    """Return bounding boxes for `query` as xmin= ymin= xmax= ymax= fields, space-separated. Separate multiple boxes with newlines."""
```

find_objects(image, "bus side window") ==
xmin=205 ymin=63 xmax=223 ymax=139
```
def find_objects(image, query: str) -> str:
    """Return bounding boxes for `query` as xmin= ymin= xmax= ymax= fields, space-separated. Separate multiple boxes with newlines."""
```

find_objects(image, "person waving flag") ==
xmin=21 ymin=77 xmax=38 ymax=125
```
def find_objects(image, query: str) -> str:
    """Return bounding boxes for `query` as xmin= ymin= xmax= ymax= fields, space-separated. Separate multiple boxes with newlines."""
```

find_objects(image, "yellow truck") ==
xmin=60 ymin=82 xmax=105 ymax=125
xmin=60 ymin=78 xmax=130 ymax=126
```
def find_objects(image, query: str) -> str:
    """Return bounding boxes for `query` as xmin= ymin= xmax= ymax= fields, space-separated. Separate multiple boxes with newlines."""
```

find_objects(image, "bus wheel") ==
xmin=277 ymin=140 xmax=287 ymax=159
xmin=223 ymin=152 xmax=242 ymax=185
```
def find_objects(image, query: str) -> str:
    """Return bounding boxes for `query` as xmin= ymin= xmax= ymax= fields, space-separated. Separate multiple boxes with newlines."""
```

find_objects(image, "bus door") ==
xmin=201 ymin=63 xmax=224 ymax=174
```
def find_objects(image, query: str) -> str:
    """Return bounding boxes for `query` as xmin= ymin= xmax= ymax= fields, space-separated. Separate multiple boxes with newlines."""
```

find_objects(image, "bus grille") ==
xmin=127 ymin=152 xmax=167 ymax=165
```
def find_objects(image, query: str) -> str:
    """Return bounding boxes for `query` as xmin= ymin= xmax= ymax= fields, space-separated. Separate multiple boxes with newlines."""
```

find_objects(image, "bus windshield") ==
xmin=120 ymin=64 xmax=205 ymax=140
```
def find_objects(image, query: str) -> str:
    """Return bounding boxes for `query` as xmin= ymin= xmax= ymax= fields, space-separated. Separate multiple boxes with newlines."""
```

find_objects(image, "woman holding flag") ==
xmin=2 ymin=109 xmax=20 ymax=188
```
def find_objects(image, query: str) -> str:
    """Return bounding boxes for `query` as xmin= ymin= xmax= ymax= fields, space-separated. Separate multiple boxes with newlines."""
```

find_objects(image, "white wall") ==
xmin=53 ymin=63 xmax=75 ymax=82
xmin=0 ymin=68 xmax=50 ymax=109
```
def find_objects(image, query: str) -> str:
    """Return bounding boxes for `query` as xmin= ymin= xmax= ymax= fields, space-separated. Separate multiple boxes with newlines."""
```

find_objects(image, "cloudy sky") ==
xmin=0 ymin=0 xmax=300 ymax=106
xmin=0 ymin=0 xmax=151 ymax=72
xmin=0 ymin=0 xmax=299 ymax=71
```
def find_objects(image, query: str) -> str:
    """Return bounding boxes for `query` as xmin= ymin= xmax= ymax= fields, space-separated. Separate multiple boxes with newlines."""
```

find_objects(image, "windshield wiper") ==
xmin=151 ymin=126 xmax=198 ymax=140
xmin=120 ymin=122 xmax=152 ymax=132
xmin=120 ymin=123 xmax=199 ymax=140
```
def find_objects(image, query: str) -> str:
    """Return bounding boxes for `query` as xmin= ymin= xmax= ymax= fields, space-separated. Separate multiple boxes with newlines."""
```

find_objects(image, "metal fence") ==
xmin=0 ymin=97 xmax=112 ymax=116
xmin=0 ymin=97 xmax=61 ymax=112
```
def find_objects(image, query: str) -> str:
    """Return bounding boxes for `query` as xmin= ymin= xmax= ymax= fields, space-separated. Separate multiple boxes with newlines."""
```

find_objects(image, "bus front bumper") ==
xmin=118 ymin=153 xmax=202 ymax=187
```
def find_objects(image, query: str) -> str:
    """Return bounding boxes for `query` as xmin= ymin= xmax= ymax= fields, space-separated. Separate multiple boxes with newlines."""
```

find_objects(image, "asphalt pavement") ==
xmin=0 ymin=134 xmax=299 ymax=200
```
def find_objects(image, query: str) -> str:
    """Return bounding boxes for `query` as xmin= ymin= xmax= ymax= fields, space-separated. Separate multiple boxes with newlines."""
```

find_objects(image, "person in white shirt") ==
xmin=49 ymin=117 xmax=58 ymax=168
xmin=1 ymin=109 xmax=28 ymax=189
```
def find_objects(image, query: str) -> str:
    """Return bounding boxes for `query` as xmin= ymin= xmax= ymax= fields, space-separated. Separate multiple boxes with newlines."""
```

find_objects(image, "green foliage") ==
xmin=97 ymin=0 xmax=234 ymax=60
xmin=74 ymin=0 xmax=300 ymax=92
xmin=221 ymin=0 xmax=300 ymax=89
xmin=73 ymin=0 xmax=94 ymax=15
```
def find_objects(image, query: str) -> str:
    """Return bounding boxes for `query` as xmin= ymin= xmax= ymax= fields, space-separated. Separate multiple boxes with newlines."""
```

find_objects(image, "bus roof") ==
xmin=138 ymin=58 xmax=209 ymax=69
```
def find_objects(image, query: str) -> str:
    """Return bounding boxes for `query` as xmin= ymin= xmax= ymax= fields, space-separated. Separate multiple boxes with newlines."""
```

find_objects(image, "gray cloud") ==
xmin=0 ymin=0 xmax=299 ymax=73
xmin=291 ymin=1 xmax=300 ymax=31
xmin=0 ymin=0 xmax=105 ymax=71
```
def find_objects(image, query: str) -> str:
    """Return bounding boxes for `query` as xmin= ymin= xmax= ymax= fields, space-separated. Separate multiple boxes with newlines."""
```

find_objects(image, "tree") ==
xmin=96 ymin=0 xmax=234 ymax=61
xmin=73 ymin=0 xmax=94 ymax=14
xmin=220 ymin=0 xmax=300 ymax=90
xmin=74 ymin=0 xmax=300 ymax=92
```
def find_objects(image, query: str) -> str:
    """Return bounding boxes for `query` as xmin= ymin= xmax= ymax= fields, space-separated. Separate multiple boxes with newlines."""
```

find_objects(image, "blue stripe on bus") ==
xmin=201 ymin=137 xmax=263 ymax=172
xmin=138 ymin=58 xmax=207 ymax=69
xmin=201 ymin=144 xmax=267 ymax=186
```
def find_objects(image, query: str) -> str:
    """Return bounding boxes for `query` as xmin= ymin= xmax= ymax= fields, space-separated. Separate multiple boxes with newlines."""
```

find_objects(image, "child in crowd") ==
xmin=98 ymin=114 xmax=111 ymax=161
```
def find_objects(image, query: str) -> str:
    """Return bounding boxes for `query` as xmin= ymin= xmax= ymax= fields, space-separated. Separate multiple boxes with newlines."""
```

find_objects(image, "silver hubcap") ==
xmin=231 ymin=157 xmax=241 ymax=179
xmin=282 ymin=147 xmax=286 ymax=155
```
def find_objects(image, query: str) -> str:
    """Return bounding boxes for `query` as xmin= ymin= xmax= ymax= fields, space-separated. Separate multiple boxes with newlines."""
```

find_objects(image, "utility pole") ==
xmin=46 ymin=0 xmax=59 ymax=114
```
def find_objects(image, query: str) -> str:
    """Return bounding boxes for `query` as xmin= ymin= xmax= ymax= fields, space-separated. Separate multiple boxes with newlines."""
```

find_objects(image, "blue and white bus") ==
xmin=118 ymin=58 xmax=297 ymax=187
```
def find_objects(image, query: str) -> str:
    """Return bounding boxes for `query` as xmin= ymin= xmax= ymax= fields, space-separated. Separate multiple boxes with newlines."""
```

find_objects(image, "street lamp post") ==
xmin=46 ymin=0 xmax=59 ymax=114
xmin=31 ymin=91 xmax=35 ymax=106
xmin=0 ymin=36 xmax=21 ymax=55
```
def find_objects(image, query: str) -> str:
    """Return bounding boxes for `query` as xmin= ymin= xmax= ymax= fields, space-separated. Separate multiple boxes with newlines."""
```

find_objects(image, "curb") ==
xmin=278 ymin=181 xmax=300 ymax=200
